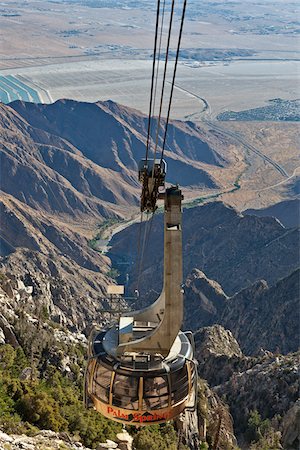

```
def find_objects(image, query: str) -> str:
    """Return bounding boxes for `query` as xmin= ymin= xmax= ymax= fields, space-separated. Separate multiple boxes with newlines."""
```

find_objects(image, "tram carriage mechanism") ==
xmin=84 ymin=0 xmax=195 ymax=427
xmin=138 ymin=159 xmax=167 ymax=213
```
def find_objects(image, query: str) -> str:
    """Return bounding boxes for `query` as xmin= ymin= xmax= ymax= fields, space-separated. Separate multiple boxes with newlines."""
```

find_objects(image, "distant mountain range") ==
xmin=5 ymin=99 xmax=226 ymax=212
xmin=0 ymin=99 xmax=228 ymax=329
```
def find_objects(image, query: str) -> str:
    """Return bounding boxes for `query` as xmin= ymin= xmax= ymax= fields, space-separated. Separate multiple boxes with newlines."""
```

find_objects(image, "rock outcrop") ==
xmin=0 ymin=429 xmax=133 ymax=450
xmin=221 ymin=269 xmax=300 ymax=355
xmin=0 ymin=430 xmax=91 ymax=450
xmin=197 ymin=379 xmax=238 ymax=450
xmin=280 ymin=399 xmax=300 ymax=450
xmin=194 ymin=323 xmax=299 ymax=447
xmin=194 ymin=325 xmax=246 ymax=387
xmin=0 ymin=253 xmax=112 ymax=331
xmin=214 ymin=351 xmax=299 ymax=438
xmin=195 ymin=324 xmax=242 ymax=360
xmin=184 ymin=269 xmax=228 ymax=330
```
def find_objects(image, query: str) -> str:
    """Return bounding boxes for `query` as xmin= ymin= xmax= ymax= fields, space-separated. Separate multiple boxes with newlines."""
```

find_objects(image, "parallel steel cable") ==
xmin=137 ymin=0 xmax=188 ymax=288
xmin=148 ymin=0 xmax=167 ymax=159
xmin=135 ymin=211 xmax=143 ymax=290
xmin=143 ymin=211 xmax=156 ymax=263
xmin=136 ymin=0 xmax=164 ymax=288
xmin=152 ymin=0 xmax=175 ymax=174
xmin=145 ymin=0 xmax=161 ymax=163
xmin=136 ymin=214 xmax=150 ymax=293
xmin=160 ymin=0 xmax=187 ymax=163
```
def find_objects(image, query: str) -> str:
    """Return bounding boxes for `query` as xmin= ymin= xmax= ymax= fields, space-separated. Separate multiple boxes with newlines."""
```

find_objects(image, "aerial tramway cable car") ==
xmin=84 ymin=0 xmax=196 ymax=427
xmin=84 ymin=180 xmax=197 ymax=425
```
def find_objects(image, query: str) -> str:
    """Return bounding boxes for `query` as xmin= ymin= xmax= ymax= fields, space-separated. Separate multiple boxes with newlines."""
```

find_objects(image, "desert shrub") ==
xmin=17 ymin=390 xmax=68 ymax=431
xmin=247 ymin=409 xmax=271 ymax=442
xmin=133 ymin=423 xmax=178 ymax=450
xmin=250 ymin=427 xmax=282 ymax=449
xmin=0 ymin=342 xmax=122 ymax=448
xmin=106 ymin=268 xmax=120 ymax=280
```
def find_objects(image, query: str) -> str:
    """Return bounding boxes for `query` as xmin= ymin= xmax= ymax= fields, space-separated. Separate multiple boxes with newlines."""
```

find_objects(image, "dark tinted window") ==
xmin=190 ymin=363 xmax=196 ymax=386
xmin=112 ymin=375 xmax=139 ymax=410
xmin=170 ymin=365 xmax=189 ymax=404
xmin=92 ymin=364 xmax=112 ymax=403
xmin=142 ymin=376 xmax=169 ymax=410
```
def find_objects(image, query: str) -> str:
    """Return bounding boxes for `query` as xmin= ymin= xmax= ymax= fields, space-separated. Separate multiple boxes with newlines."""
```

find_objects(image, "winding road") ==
xmin=173 ymin=83 xmax=290 ymax=179
xmin=203 ymin=119 xmax=289 ymax=178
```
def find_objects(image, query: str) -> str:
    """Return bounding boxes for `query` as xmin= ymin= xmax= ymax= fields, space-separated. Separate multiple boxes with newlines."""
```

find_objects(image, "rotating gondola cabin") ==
xmin=85 ymin=183 xmax=197 ymax=425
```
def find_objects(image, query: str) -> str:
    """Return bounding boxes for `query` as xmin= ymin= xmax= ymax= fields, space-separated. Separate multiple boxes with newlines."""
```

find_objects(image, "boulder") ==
xmin=116 ymin=431 xmax=133 ymax=450
xmin=97 ymin=440 xmax=119 ymax=450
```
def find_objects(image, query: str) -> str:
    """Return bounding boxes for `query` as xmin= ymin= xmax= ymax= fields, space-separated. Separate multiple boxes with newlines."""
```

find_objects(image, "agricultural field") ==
xmin=1 ymin=59 xmax=299 ymax=121
xmin=0 ymin=75 xmax=41 ymax=103
xmin=0 ymin=0 xmax=299 ymax=119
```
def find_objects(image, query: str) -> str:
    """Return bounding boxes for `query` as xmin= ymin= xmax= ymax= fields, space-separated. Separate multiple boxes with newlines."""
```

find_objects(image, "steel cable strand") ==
xmin=137 ymin=1 xmax=161 ymax=292
xmin=148 ymin=0 xmax=167 ymax=159
xmin=135 ymin=211 xmax=144 ymax=291
xmin=145 ymin=0 xmax=161 ymax=163
xmin=161 ymin=0 xmax=187 ymax=163
xmin=136 ymin=214 xmax=151 ymax=296
xmin=136 ymin=211 xmax=156 ymax=309
xmin=152 ymin=0 xmax=175 ymax=175
xmin=144 ymin=211 xmax=156 ymax=260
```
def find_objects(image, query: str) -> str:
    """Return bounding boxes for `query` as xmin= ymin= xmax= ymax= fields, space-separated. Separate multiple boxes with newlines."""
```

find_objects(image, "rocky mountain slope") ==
xmin=184 ymin=268 xmax=299 ymax=356
xmin=0 ymin=190 xmax=113 ymax=329
xmin=0 ymin=102 xmax=137 ymax=221
xmin=8 ymin=99 xmax=227 ymax=196
xmin=245 ymin=198 xmax=300 ymax=229
xmin=220 ymin=269 xmax=299 ymax=355
xmin=110 ymin=201 xmax=299 ymax=297
xmin=0 ymin=99 xmax=232 ymax=331
xmin=194 ymin=325 xmax=299 ymax=449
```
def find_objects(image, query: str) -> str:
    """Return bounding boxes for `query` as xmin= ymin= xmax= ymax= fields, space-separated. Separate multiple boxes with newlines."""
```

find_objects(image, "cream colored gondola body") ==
xmin=85 ymin=179 xmax=197 ymax=426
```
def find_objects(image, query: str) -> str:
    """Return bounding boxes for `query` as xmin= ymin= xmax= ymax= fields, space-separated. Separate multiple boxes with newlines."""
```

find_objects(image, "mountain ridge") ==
xmin=245 ymin=198 xmax=300 ymax=229
xmin=109 ymin=201 xmax=300 ymax=297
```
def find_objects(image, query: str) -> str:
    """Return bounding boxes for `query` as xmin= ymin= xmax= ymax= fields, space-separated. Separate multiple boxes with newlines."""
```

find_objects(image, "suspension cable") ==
xmin=148 ymin=0 xmax=167 ymax=159
xmin=145 ymin=0 xmax=161 ymax=163
xmin=136 ymin=215 xmax=151 ymax=293
xmin=137 ymin=1 xmax=161 ymax=286
xmin=152 ymin=0 xmax=175 ymax=176
xmin=137 ymin=0 xmax=187 ymax=285
xmin=136 ymin=211 xmax=144 ymax=286
xmin=160 ymin=0 xmax=187 ymax=163
xmin=143 ymin=211 xmax=156 ymax=263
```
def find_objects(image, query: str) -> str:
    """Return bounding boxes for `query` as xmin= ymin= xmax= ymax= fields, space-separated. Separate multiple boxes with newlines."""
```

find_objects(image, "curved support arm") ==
xmin=117 ymin=186 xmax=183 ymax=357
